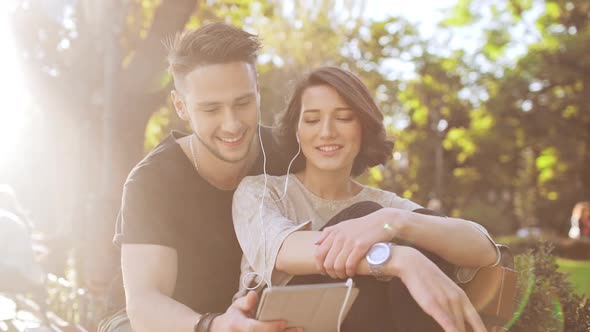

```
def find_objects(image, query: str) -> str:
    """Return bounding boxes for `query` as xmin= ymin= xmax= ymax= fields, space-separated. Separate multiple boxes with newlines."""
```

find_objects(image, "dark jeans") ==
xmin=288 ymin=201 xmax=453 ymax=332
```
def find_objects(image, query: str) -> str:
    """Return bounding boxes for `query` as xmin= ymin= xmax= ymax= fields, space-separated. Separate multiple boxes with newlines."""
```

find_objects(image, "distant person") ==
xmin=569 ymin=201 xmax=590 ymax=239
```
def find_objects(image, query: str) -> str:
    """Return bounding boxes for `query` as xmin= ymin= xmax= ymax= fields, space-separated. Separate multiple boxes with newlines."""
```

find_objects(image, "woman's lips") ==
xmin=316 ymin=144 xmax=343 ymax=156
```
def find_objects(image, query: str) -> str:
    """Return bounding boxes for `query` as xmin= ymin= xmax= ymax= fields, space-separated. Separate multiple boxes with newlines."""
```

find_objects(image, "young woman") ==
xmin=232 ymin=67 xmax=500 ymax=332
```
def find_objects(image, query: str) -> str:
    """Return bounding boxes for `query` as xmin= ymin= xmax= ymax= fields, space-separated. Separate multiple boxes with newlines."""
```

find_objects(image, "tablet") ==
xmin=256 ymin=282 xmax=359 ymax=332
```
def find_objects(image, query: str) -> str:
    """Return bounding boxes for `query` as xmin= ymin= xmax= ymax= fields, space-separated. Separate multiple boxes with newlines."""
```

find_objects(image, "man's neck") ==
xmin=177 ymin=135 xmax=259 ymax=191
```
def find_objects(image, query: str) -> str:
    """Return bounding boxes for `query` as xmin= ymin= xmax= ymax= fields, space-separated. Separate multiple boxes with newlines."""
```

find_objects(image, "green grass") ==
xmin=556 ymin=258 xmax=590 ymax=297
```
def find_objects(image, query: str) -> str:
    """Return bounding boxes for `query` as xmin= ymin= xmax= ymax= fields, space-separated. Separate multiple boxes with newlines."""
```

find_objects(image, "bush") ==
xmin=498 ymin=235 xmax=590 ymax=260
xmin=508 ymin=244 xmax=590 ymax=332
xmin=498 ymin=236 xmax=590 ymax=297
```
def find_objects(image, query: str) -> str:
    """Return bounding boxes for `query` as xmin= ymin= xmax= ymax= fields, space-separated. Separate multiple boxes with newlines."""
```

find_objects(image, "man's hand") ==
xmin=210 ymin=291 xmax=303 ymax=332
xmin=314 ymin=209 xmax=398 ymax=279
xmin=393 ymin=246 xmax=486 ymax=332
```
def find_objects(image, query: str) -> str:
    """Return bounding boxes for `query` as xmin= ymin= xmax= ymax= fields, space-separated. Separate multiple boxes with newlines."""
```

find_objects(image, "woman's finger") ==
xmin=323 ymin=238 xmax=343 ymax=279
xmin=333 ymin=244 xmax=352 ymax=279
xmin=344 ymin=246 xmax=365 ymax=277
xmin=423 ymin=300 xmax=457 ymax=332
xmin=415 ymin=276 xmax=458 ymax=332
xmin=432 ymin=273 xmax=465 ymax=332
xmin=447 ymin=290 xmax=466 ymax=332
xmin=463 ymin=301 xmax=486 ymax=332
xmin=315 ymin=227 xmax=333 ymax=245
xmin=314 ymin=234 xmax=335 ymax=273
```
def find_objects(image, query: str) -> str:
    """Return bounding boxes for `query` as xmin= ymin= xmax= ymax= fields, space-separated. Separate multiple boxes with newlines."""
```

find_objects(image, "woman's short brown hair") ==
xmin=274 ymin=67 xmax=394 ymax=176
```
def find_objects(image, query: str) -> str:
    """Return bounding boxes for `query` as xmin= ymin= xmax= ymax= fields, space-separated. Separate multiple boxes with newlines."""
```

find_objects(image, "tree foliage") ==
xmin=7 ymin=0 xmax=589 ymax=288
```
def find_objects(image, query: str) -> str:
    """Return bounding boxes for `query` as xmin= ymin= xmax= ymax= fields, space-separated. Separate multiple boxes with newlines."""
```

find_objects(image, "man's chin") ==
xmin=220 ymin=154 xmax=250 ymax=164
xmin=215 ymin=147 xmax=252 ymax=164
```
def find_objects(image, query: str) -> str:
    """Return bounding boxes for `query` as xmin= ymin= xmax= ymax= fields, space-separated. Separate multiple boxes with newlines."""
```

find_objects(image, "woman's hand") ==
xmin=391 ymin=246 xmax=487 ymax=332
xmin=314 ymin=209 xmax=401 ymax=279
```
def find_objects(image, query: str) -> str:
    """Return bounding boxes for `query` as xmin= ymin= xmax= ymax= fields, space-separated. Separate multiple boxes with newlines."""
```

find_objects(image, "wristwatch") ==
xmin=366 ymin=242 xmax=394 ymax=281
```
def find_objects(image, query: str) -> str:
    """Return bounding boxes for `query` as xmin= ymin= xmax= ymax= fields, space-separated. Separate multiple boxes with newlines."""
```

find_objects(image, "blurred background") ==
xmin=0 ymin=0 xmax=589 ymax=331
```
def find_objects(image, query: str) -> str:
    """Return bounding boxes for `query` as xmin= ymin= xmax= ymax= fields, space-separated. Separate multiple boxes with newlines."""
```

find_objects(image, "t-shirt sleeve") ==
xmin=113 ymin=171 xmax=176 ymax=249
xmin=381 ymin=191 xmax=423 ymax=211
xmin=454 ymin=222 xmax=502 ymax=283
xmin=232 ymin=176 xmax=309 ymax=289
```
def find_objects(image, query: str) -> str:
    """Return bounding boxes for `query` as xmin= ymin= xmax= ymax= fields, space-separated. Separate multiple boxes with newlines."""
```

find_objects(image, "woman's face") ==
xmin=297 ymin=84 xmax=362 ymax=175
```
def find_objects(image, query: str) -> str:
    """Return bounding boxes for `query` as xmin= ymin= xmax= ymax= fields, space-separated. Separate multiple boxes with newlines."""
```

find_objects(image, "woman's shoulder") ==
xmin=359 ymin=185 xmax=399 ymax=199
xmin=360 ymin=185 xmax=422 ymax=210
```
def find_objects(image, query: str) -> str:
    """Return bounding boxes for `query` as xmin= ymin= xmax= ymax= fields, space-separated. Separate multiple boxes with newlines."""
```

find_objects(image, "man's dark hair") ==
xmin=275 ymin=66 xmax=394 ymax=177
xmin=165 ymin=22 xmax=261 ymax=90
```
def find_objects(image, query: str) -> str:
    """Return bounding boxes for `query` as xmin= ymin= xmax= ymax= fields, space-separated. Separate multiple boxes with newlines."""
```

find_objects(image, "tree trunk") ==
xmin=80 ymin=0 xmax=199 ymax=290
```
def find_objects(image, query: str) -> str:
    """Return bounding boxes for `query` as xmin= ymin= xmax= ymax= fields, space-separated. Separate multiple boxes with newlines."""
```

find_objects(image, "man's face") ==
xmin=173 ymin=62 xmax=259 ymax=164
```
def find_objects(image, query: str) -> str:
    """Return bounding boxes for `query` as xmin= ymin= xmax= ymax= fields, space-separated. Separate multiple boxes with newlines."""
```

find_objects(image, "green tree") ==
xmin=478 ymin=0 xmax=590 ymax=230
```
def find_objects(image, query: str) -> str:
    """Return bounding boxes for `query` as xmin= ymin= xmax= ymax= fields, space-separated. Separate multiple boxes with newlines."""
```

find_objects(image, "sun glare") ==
xmin=0 ymin=5 xmax=28 ymax=161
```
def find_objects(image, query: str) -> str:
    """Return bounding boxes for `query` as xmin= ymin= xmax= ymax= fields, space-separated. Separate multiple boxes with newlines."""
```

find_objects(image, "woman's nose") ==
xmin=319 ymin=118 xmax=336 ymax=138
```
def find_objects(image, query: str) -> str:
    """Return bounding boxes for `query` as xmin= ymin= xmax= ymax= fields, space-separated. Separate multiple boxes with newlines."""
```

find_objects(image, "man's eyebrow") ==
xmin=195 ymin=93 xmax=256 ymax=107
xmin=233 ymin=92 xmax=256 ymax=102
xmin=196 ymin=101 xmax=221 ymax=107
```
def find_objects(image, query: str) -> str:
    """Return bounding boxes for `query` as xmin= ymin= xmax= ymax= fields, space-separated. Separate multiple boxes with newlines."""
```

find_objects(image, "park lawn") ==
xmin=556 ymin=258 xmax=590 ymax=297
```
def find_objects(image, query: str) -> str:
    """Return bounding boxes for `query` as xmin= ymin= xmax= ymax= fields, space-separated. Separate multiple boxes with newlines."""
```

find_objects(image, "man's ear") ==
xmin=256 ymin=90 xmax=261 ymax=109
xmin=171 ymin=90 xmax=189 ymax=121
xmin=255 ymin=76 xmax=261 ymax=106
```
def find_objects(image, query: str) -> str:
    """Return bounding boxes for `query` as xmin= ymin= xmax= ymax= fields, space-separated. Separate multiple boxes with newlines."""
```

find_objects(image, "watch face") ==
xmin=367 ymin=243 xmax=391 ymax=265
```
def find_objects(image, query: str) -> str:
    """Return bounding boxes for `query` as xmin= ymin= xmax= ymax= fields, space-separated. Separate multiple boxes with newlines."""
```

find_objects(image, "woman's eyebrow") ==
xmin=302 ymin=107 xmax=352 ymax=113
xmin=302 ymin=109 xmax=320 ymax=114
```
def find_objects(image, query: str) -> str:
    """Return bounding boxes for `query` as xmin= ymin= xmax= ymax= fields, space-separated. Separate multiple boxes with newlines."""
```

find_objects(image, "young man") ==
xmin=100 ymin=23 xmax=300 ymax=332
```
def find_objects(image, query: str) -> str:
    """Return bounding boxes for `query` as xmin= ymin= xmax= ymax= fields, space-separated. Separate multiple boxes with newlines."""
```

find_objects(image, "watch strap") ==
xmin=367 ymin=242 xmax=394 ymax=281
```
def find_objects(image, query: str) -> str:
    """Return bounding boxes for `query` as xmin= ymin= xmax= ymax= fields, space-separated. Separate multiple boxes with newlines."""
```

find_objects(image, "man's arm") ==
xmin=122 ymin=244 xmax=299 ymax=332
xmin=122 ymin=244 xmax=199 ymax=332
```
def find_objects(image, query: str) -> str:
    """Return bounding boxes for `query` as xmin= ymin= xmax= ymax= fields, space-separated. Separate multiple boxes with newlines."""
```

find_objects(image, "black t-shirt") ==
xmin=113 ymin=128 xmax=286 ymax=313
